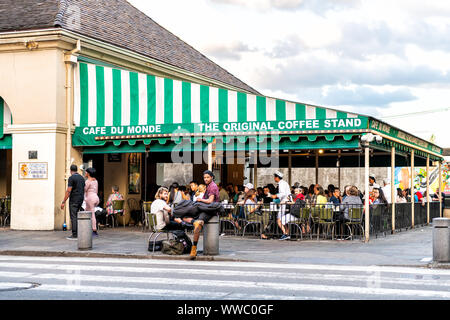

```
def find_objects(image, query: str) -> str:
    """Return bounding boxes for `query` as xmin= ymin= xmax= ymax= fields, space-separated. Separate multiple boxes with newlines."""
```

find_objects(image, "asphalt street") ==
xmin=0 ymin=255 xmax=449 ymax=300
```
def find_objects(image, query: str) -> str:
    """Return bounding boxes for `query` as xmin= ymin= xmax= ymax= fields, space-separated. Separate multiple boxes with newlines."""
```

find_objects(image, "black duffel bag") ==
xmin=148 ymin=239 xmax=164 ymax=252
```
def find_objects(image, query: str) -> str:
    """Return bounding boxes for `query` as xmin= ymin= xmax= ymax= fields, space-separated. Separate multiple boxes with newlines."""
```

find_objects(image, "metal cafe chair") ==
xmin=287 ymin=206 xmax=310 ymax=240
xmin=147 ymin=212 xmax=170 ymax=253
xmin=0 ymin=198 xmax=4 ymax=226
xmin=219 ymin=204 xmax=238 ymax=236
xmin=242 ymin=204 xmax=264 ymax=238
xmin=345 ymin=206 xmax=364 ymax=241
xmin=2 ymin=198 xmax=11 ymax=227
xmin=127 ymin=198 xmax=141 ymax=227
xmin=110 ymin=199 xmax=125 ymax=228
xmin=317 ymin=206 xmax=336 ymax=240
xmin=142 ymin=201 xmax=153 ymax=232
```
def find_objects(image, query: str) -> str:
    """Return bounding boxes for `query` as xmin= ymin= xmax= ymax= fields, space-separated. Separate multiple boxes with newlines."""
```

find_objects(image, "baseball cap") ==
xmin=245 ymin=183 xmax=254 ymax=190
xmin=274 ymin=171 xmax=284 ymax=179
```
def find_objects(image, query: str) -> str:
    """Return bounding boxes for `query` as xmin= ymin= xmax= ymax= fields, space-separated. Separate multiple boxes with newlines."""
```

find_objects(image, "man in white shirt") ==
xmin=272 ymin=171 xmax=294 ymax=240
xmin=151 ymin=187 xmax=185 ymax=231
xmin=382 ymin=178 xmax=392 ymax=204
xmin=272 ymin=171 xmax=290 ymax=203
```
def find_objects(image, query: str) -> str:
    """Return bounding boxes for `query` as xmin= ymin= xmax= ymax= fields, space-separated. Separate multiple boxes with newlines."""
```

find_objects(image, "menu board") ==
xmin=19 ymin=162 xmax=48 ymax=180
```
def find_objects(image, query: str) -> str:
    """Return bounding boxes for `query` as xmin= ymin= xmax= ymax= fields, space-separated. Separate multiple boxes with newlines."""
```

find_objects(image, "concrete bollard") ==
xmin=203 ymin=215 xmax=219 ymax=256
xmin=433 ymin=218 xmax=450 ymax=262
xmin=78 ymin=211 xmax=92 ymax=251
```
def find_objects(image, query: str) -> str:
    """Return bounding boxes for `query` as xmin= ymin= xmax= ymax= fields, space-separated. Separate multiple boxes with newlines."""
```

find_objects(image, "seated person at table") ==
xmin=244 ymin=190 xmax=269 ymax=239
xmin=151 ymin=187 xmax=184 ymax=231
xmin=193 ymin=184 xmax=206 ymax=202
xmin=314 ymin=186 xmax=328 ymax=207
xmin=294 ymin=188 xmax=305 ymax=201
xmin=263 ymin=186 xmax=274 ymax=204
xmin=340 ymin=186 xmax=363 ymax=221
xmin=330 ymin=189 xmax=342 ymax=205
xmin=219 ymin=183 xmax=230 ymax=202
xmin=105 ymin=185 xmax=124 ymax=224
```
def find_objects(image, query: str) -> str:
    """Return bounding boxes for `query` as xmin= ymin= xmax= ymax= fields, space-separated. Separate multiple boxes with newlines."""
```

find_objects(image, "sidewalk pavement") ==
xmin=0 ymin=225 xmax=438 ymax=267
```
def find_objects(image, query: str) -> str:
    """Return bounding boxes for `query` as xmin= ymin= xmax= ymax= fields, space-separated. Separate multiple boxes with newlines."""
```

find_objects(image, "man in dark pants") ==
xmin=189 ymin=170 xmax=220 ymax=260
xmin=61 ymin=165 xmax=86 ymax=240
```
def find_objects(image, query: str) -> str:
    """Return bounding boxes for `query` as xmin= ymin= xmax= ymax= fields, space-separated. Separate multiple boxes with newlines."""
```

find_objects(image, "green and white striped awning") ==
xmin=73 ymin=61 xmax=368 ymax=148
xmin=0 ymin=97 xmax=12 ymax=150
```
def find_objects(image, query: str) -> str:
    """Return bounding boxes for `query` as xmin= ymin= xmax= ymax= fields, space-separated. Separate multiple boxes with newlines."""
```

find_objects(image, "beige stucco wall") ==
xmin=257 ymin=167 xmax=389 ymax=191
xmin=0 ymin=47 xmax=69 ymax=230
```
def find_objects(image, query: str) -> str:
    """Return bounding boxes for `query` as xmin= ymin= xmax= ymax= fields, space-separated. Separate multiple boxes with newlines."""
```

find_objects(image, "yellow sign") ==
xmin=19 ymin=162 xmax=48 ymax=180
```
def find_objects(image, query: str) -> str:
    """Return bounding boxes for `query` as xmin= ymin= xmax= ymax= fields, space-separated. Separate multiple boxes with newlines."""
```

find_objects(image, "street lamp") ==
xmin=360 ymin=133 xmax=383 ymax=145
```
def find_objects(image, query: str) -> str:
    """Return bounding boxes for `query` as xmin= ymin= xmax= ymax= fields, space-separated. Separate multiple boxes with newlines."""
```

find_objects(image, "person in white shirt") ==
xmin=272 ymin=171 xmax=294 ymax=241
xmin=151 ymin=187 xmax=184 ymax=231
xmin=382 ymin=178 xmax=392 ymax=204
xmin=271 ymin=171 xmax=290 ymax=203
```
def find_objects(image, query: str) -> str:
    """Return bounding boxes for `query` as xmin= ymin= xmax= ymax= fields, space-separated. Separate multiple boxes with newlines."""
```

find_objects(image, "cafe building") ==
xmin=0 ymin=0 xmax=444 ymax=241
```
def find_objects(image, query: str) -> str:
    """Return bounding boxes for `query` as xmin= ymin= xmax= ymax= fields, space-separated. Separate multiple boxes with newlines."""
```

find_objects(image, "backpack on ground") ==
xmin=148 ymin=238 xmax=164 ymax=252
xmin=169 ymin=230 xmax=193 ymax=254
xmin=162 ymin=239 xmax=185 ymax=255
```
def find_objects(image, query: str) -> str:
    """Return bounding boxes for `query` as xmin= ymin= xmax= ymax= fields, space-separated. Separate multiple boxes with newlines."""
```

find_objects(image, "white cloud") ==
xmin=128 ymin=0 xmax=450 ymax=147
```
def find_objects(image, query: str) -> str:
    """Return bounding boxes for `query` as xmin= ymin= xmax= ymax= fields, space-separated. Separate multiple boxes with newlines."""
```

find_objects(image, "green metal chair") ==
xmin=345 ymin=207 xmax=364 ymax=241
xmin=318 ymin=206 xmax=336 ymax=240
xmin=3 ymin=198 xmax=11 ymax=227
xmin=110 ymin=199 xmax=125 ymax=228
xmin=300 ymin=207 xmax=312 ymax=239
xmin=286 ymin=206 xmax=307 ymax=240
xmin=242 ymin=204 xmax=264 ymax=238
xmin=142 ymin=201 xmax=152 ymax=232
xmin=147 ymin=212 xmax=170 ymax=253
xmin=310 ymin=206 xmax=321 ymax=239
xmin=220 ymin=206 xmax=239 ymax=236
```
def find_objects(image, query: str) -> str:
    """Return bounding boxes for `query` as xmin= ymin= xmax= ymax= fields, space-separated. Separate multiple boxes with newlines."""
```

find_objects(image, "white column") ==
xmin=9 ymin=124 xmax=67 ymax=230
xmin=426 ymin=155 xmax=430 ymax=224
xmin=439 ymin=160 xmax=443 ymax=218
xmin=411 ymin=150 xmax=415 ymax=228
xmin=391 ymin=147 xmax=395 ymax=233
xmin=365 ymin=146 xmax=370 ymax=243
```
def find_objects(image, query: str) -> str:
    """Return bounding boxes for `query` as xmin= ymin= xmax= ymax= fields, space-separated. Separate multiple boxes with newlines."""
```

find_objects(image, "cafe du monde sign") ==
xmin=79 ymin=118 xmax=365 ymax=136
xmin=73 ymin=118 xmax=367 ymax=146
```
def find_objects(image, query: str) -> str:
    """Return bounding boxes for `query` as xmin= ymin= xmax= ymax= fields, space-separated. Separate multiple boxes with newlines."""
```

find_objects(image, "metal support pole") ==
xmin=427 ymin=155 xmax=430 ymax=224
xmin=254 ymin=151 xmax=258 ymax=187
xmin=315 ymin=151 xmax=319 ymax=185
xmin=391 ymin=147 xmax=396 ymax=233
xmin=338 ymin=150 xmax=341 ymax=189
xmin=288 ymin=150 xmax=292 ymax=187
xmin=439 ymin=161 xmax=443 ymax=218
xmin=365 ymin=146 xmax=370 ymax=243
xmin=208 ymin=143 xmax=213 ymax=172
xmin=411 ymin=149 xmax=415 ymax=229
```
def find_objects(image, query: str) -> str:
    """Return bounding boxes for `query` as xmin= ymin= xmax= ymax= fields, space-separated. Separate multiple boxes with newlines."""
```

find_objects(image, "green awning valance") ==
xmin=82 ymin=134 xmax=360 ymax=154
xmin=0 ymin=97 xmax=12 ymax=140
xmin=0 ymin=135 xmax=12 ymax=150
xmin=73 ymin=61 xmax=368 ymax=147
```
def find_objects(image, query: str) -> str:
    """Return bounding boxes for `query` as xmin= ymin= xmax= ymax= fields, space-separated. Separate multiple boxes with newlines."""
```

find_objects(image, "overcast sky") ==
xmin=129 ymin=0 xmax=450 ymax=147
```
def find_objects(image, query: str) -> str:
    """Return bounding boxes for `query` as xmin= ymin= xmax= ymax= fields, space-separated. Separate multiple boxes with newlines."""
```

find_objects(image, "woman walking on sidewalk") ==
xmin=85 ymin=168 xmax=100 ymax=236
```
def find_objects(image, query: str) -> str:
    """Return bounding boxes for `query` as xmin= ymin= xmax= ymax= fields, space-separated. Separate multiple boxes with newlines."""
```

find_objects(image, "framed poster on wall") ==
xmin=128 ymin=153 xmax=141 ymax=194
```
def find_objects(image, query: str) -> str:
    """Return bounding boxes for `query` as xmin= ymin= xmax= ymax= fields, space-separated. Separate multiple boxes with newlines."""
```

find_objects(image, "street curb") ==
xmin=0 ymin=250 xmax=251 ymax=263
xmin=427 ymin=262 xmax=450 ymax=269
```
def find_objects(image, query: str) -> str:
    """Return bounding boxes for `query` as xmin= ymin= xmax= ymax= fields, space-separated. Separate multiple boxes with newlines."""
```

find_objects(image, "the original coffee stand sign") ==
xmin=73 ymin=118 xmax=366 ymax=146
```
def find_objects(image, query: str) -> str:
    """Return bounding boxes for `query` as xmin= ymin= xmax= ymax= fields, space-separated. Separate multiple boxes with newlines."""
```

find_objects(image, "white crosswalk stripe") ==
xmin=0 ymin=256 xmax=448 ymax=300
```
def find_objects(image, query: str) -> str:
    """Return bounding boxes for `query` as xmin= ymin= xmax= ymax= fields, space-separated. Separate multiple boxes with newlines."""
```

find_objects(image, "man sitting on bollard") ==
xmin=189 ymin=170 xmax=220 ymax=260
